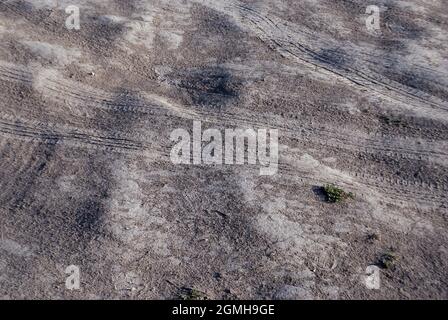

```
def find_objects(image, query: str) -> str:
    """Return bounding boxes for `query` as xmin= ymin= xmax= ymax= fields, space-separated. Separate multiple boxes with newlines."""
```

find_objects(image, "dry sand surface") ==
xmin=0 ymin=0 xmax=447 ymax=299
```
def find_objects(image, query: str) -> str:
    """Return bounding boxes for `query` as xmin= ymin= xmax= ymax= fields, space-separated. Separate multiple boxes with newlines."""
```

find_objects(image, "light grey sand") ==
xmin=0 ymin=0 xmax=447 ymax=299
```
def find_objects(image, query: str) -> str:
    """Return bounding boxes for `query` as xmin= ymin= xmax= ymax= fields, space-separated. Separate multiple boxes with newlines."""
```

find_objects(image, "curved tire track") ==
xmin=1 ymin=60 xmax=447 ymax=166
xmin=0 ymin=115 xmax=145 ymax=152
xmin=195 ymin=0 xmax=448 ymax=121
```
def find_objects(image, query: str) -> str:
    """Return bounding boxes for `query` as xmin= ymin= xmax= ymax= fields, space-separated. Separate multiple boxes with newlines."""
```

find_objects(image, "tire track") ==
xmin=0 ymin=62 xmax=33 ymax=84
xmin=195 ymin=0 xmax=448 ymax=121
xmin=277 ymin=160 xmax=447 ymax=208
xmin=1 ymin=60 xmax=446 ymax=208
xmin=196 ymin=107 xmax=448 ymax=166
xmin=0 ymin=61 xmax=201 ymax=119
xmin=235 ymin=3 xmax=448 ymax=109
xmin=0 ymin=115 xmax=146 ymax=152
xmin=1 ymin=117 xmax=443 ymax=208
xmin=1 ymin=60 xmax=447 ymax=166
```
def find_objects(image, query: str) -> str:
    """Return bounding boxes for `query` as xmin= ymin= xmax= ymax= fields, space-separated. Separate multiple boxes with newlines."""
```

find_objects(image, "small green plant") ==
xmin=323 ymin=184 xmax=354 ymax=203
xmin=379 ymin=252 xmax=398 ymax=270
xmin=179 ymin=287 xmax=208 ymax=300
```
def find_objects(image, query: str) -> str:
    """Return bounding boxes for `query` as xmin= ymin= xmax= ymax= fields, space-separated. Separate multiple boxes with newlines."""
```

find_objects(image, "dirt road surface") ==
xmin=0 ymin=0 xmax=447 ymax=299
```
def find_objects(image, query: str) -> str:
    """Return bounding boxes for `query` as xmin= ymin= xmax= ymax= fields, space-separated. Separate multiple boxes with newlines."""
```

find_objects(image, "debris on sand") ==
xmin=178 ymin=287 xmax=208 ymax=300
xmin=367 ymin=233 xmax=381 ymax=243
xmin=378 ymin=251 xmax=399 ymax=270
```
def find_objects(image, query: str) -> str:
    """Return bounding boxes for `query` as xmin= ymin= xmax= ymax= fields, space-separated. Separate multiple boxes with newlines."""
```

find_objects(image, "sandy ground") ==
xmin=0 ymin=0 xmax=447 ymax=300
